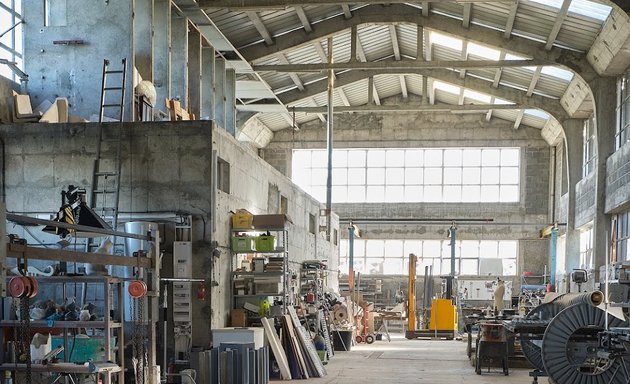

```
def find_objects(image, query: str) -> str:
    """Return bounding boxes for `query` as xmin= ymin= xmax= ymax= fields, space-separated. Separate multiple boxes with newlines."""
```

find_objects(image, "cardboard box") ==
xmin=230 ymin=309 xmax=248 ymax=327
xmin=231 ymin=236 xmax=256 ymax=252
xmin=252 ymin=214 xmax=290 ymax=229
xmin=232 ymin=209 xmax=254 ymax=229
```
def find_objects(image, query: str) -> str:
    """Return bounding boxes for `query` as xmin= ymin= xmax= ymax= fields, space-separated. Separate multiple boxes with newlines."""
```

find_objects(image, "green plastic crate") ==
xmin=255 ymin=235 xmax=276 ymax=252
xmin=231 ymin=236 xmax=256 ymax=252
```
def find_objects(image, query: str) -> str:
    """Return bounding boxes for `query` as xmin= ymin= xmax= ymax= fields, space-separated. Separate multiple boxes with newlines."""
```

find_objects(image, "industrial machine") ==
xmin=505 ymin=290 xmax=629 ymax=384
xmin=474 ymin=321 xmax=509 ymax=376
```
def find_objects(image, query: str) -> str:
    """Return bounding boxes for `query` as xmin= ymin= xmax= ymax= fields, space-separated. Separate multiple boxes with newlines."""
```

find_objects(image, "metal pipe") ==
xmin=550 ymin=225 xmax=558 ymax=289
xmin=348 ymin=223 xmax=355 ymax=292
xmin=325 ymin=36 xmax=334 ymax=241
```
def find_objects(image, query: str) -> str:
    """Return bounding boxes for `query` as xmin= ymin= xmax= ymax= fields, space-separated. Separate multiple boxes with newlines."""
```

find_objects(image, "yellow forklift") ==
xmin=406 ymin=224 xmax=458 ymax=339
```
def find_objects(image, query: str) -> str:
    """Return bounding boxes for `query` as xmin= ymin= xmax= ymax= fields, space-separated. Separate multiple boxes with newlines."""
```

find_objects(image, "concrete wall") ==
xmin=22 ymin=0 xmax=134 ymax=120
xmin=605 ymin=141 xmax=630 ymax=213
xmin=263 ymin=111 xmax=551 ymax=282
xmin=0 ymin=121 xmax=338 ymax=348
xmin=575 ymin=172 xmax=596 ymax=227
xmin=0 ymin=76 xmax=18 ymax=124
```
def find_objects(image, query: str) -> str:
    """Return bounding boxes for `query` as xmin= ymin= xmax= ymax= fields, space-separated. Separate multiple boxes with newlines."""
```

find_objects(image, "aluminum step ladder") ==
xmin=87 ymin=58 xmax=127 ymax=252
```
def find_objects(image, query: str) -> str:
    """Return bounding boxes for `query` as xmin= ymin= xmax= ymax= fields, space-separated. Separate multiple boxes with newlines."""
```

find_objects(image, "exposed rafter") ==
xmin=545 ymin=0 xmax=572 ymax=51
xmin=276 ymin=52 xmax=304 ymax=91
xmin=290 ymin=103 xmax=529 ymax=113
xmin=252 ymin=59 xmax=551 ymax=73
xmin=462 ymin=3 xmax=472 ymax=28
xmin=400 ymin=75 xmax=408 ymax=98
xmin=458 ymin=87 xmax=465 ymax=105
xmin=246 ymin=11 xmax=273 ymax=45
xmin=276 ymin=69 xmax=568 ymax=119
xmin=341 ymin=4 xmax=352 ymax=19
xmin=390 ymin=25 xmax=401 ymax=61
xmin=239 ymin=4 xmax=594 ymax=78
xmin=504 ymin=0 xmax=519 ymax=39
xmin=493 ymin=50 xmax=507 ymax=88
xmin=429 ymin=78 xmax=435 ymax=105
xmin=514 ymin=109 xmax=525 ymax=129
xmin=527 ymin=66 xmax=543 ymax=96
xmin=460 ymin=41 xmax=469 ymax=79
xmin=294 ymin=6 xmax=312 ymax=33
xmin=337 ymin=86 xmax=351 ymax=106
xmin=486 ymin=96 xmax=495 ymax=121
xmin=310 ymin=98 xmax=326 ymax=122
xmin=422 ymin=1 xmax=430 ymax=17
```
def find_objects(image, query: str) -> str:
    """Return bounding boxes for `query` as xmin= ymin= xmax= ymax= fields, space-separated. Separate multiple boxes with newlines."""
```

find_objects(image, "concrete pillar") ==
xmin=134 ymin=0 xmax=154 ymax=81
xmin=214 ymin=58 xmax=226 ymax=130
xmin=153 ymin=0 xmax=171 ymax=113
xmin=201 ymin=46 xmax=215 ymax=120
xmin=225 ymin=68 xmax=236 ymax=136
xmin=170 ymin=12 xmax=188 ymax=107
xmin=563 ymin=118 xmax=585 ymax=271
xmin=188 ymin=26 xmax=202 ymax=119
xmin=590 ymin=77 xmax=617 ymax=272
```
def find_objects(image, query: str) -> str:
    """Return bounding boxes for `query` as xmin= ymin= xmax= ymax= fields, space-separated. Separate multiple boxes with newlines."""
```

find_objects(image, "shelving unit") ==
xmin=0 ymin=276 xmax=125 ymax=384
xmin=230 ymin=227 xmax=290 ymax=321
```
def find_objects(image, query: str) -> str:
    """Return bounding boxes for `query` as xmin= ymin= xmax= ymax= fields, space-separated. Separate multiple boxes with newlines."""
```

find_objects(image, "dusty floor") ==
xmin=308 ymin=334 xmax=535 ymax=384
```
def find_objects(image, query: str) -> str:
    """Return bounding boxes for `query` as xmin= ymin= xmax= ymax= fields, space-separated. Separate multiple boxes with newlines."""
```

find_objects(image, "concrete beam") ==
xmin=290 ymin=103 xmax=528 ymax=113
xmin=337 ymin=86 xmax=351 ymax=106
xmin=153 ymin=0 xmax=171 ymax=109
xmin=239 ymin=4 xmax=594 ymax=77
xmin=188 ymin=26 xmax=202 ymax=118
xmin=492 ymin=50 xmax=507 ymax=88
xmin=170 ymin=14 xmax=189 ymax=106
xmin=225 ymin=68 xmax=237 ymax=135
xmin=390 ymin=25 xmax=401 ymax=61
xmin=341 ymin=4 xmax=352 ymax=19
xmin=462 ymin=3 xmax=472 ymax=29
xmin=526 ymin=66 xmax=542 ymax=97
xmin=400 ymin=75 xmax=408 ymax=98
xmin=276 ymin=69 xmax=568 ymax=119
xmin=201 ymin=46 xmax=215 ymax=119
xmin=215 ymin=57 xmax=226 ymax=129
xmin=545 ymin=0 xmax=571 ymax=51
xmin=486 ymin=96 xmax=495 ymax=121
xmin=513 ymin=109 xmax=524 ymax=129
xmin=459 ymin=41 xmax=468 ymax=79
xmin=504 ymin=0 xmax=518 ymax=39
xmin=277 ymin=52 xmax=305 ymax=90
xmin=252 ymin=59 xmax=549 ymax=72
xmin=246 ymin=10 xmax=274 ymax=45
xmin=294 ymin=6 xmax=312 ymax=33
xmin=422 ymin=1 xmax=430 ymax=17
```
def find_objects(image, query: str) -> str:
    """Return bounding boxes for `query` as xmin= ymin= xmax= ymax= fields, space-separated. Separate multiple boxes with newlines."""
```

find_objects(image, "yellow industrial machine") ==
xmin=406 ymin=224 xmax=458 ymax=339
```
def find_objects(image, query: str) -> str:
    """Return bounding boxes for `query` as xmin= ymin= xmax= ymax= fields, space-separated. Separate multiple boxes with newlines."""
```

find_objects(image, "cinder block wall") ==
xmin=0 ymin=121 xmax=338 ymax=347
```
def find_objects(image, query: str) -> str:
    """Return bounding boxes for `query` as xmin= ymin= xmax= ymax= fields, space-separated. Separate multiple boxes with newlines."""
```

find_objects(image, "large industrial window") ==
xmin=339 ymin=239 xmax=517 ymax=276
xmin=583 ymin=117 xmax=596 ymax=177
xmin=617 ymin=73 xmax=630 ymax=150
xmin=579 ymin=227 xmax=594 ymax=269
xmin=292 ymin=148 xmax=520 ymax=203
xmin=616 ymin=212 xmax=630 ymax=262
xmin=0 ymin=0 xmax=23 ymax=81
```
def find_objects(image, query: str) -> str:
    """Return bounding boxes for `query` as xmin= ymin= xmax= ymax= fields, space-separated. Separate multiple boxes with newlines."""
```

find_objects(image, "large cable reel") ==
xmin=542 ymin=303 xmax=627 ymax=384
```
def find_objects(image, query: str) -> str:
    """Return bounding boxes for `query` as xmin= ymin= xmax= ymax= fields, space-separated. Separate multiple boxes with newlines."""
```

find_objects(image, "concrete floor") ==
xmin=308 ymin=334 xmax=534 ymax=384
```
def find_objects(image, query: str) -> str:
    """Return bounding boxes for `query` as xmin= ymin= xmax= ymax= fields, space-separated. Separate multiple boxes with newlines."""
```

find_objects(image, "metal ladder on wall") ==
xmin=87 ymin=58 xmax=127 ymax=251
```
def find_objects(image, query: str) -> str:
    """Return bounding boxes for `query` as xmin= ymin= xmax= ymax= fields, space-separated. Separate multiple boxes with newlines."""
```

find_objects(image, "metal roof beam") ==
xmin=276 ymin=69 xmax=568 ymax=119
xmin=290 ymin=103 xmax=529 ymax=113
xmin=253 ymin=59 xmax=550 ymax=72
xmin=294 ymin=6 xmax=312 ymax=33
xmin=246 ymin=11 xmax=274 ymax=45
xmin=545 ymin=0 xmax=571 ymax=51
xmin=504 ymin=0 xmax=518 ymax=39
xmin=390 ymin=25 xmax=401 ymax=61
xmin=240 ymin=4 xmax=594 ymax=78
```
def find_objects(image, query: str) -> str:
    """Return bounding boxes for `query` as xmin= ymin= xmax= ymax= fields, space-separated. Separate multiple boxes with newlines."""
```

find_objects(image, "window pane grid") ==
xmin=339 ymin=239 xmax=517 ymax=276
xmin=0 ymin=0 xmax=23 ymax=83
xmin=293 ymin=148 xmax=520 ymax=203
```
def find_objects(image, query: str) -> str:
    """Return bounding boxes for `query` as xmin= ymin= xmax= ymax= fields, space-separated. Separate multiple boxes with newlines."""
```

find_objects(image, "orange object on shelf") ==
xmin=128 ymin=280 xmax=147 ymax=298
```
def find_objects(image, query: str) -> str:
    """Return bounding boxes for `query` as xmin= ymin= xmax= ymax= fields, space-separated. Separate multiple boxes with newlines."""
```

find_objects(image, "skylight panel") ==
xmin=525 ymin=109 xmax=550 ymax=119
xmin=525 ymin=0 xmax=564 ymax=9
xmin=464 ymin=90 xmax=491 ymax=103
xmin=433 ymin=80 xmax=460 ymax=95
xmin=494 ymin=98 xmax=515 ymax=105
xmin=569 ymin=0 xmax=612 ymax=21
xmin=468 ymin=42 xmax=501 ymax=60
xmin=541 ymin=66 xmax=574 ymax=82
xmin=429 ymin=31 xmax=463 ymax=51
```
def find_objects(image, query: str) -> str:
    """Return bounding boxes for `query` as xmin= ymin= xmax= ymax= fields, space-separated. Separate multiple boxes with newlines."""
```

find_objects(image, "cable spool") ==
xmin=128 ymin=280 xmax=148 ymax=299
